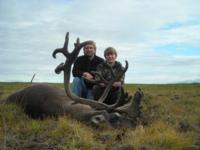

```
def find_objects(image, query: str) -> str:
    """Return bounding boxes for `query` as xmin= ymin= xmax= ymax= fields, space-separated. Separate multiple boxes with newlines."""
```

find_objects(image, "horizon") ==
xmin=1 ymin=80 xmax=199 ymax=85
xmin=0 ymin=0 xmax=200 ymax=84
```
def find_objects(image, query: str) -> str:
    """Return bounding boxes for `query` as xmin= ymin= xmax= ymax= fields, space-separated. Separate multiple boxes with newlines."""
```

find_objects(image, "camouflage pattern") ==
xmin=95 ymin=61 xmax=125 ymax=83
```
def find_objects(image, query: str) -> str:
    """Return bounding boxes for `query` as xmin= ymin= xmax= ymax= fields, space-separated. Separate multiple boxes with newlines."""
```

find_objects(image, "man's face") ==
xmin=83 ymin=44 xmax=96 ymax=57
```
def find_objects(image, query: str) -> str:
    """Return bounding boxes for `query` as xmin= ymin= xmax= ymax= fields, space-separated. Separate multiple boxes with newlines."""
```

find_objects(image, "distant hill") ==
xmin=179 ymin=78 xmax=200 ymax=83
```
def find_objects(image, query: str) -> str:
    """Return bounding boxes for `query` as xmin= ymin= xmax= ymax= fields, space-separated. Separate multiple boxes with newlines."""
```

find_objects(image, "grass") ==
xmin=0 ymin=82 xmax=200 ymax=150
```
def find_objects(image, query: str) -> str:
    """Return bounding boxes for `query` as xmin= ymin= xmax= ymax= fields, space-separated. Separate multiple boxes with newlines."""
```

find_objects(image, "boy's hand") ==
xmin=113 ymin=81 xmax=122 ymax=87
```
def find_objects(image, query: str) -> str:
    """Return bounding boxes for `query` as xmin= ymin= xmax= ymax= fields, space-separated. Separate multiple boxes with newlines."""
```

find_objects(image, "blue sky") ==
xmin=0 ymin=0 xmax=200 ymax=83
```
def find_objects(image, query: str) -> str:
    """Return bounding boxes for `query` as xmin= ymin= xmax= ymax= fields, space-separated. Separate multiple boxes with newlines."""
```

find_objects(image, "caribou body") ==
xmin=6 ymin=33 xmax=143 ymax=128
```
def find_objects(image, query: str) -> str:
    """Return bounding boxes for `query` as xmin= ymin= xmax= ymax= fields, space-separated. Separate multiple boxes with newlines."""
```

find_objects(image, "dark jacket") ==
xmin=72 ymin=55 xmax=104 ymax=88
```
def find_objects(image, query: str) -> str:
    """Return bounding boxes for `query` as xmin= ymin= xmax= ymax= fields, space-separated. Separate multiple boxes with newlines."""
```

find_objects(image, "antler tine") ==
xmin=55 ymin=63 xmax=65 ymax=74
xmin=64 ymin=32 xmax=69 ymax=50
xmin=114 ymin=60 xmax=128 ymax=81
xmin=74 ymin=38 xmax=79 ymax=48
xmin=70 ymin=40 xmax=95 ymax=65
xmin=52 ymin=32 xmax=70 ymax=59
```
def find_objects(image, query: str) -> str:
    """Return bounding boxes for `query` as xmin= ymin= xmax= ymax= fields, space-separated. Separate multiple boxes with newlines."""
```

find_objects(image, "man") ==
xmin=93 ymin=47 xmax=124 ymax=105
xmin=72 ymin=41 xmax=104 ymax=99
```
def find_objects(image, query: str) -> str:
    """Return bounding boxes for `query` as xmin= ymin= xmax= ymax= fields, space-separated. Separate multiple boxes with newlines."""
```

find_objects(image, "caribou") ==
xmin=6 ymin=33 xmax=143 ymax=128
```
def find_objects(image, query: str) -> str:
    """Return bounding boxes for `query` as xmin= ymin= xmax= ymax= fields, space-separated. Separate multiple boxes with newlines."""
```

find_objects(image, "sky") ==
xmin=0 ymin=0 xmax=200 ymax=84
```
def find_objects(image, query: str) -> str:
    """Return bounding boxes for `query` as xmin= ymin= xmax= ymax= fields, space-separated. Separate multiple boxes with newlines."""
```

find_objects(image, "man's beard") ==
xmin=85 ymin=54 xmax=95 ymax=59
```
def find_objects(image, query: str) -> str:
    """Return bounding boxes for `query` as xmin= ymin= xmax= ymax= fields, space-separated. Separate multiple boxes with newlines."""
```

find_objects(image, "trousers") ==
xmin=72 ymin=77 xmax=94 ymax=99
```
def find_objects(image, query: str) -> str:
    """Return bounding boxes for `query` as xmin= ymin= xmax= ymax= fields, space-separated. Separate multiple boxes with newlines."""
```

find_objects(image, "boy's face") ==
xmin=105 ymin=53 xmax=117 ymax=64
xmin=83 ymin=44 xmax=96 ymax=58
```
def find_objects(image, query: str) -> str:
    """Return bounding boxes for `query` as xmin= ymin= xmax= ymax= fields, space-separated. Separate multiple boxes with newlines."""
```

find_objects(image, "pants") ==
xmin=72 ymin=77 xmax=94 ymax=99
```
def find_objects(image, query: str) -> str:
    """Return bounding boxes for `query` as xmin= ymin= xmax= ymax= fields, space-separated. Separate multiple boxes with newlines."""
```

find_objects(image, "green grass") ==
xmin=0 ymin=82 xmax=200 ymax=150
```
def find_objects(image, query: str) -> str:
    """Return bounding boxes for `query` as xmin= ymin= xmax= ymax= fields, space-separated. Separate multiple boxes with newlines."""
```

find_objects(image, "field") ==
xmin=0 ymin=82 xmax=200 ymax=150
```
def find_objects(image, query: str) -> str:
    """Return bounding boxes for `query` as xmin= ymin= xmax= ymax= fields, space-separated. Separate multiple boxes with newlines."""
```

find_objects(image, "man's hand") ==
xmin=82 ymin=72 xmax=93 ymax=80
xmin=112 ymin=81 xmax=122 ymax=87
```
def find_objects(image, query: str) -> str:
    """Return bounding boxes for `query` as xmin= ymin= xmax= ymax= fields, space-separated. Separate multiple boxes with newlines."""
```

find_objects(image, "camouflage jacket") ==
xmin=95 ymin=61 xmax=125 ymax=83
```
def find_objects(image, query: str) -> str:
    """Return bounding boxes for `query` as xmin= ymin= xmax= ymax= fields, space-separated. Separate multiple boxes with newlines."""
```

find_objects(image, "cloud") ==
xmin=0 ymin=0 xmax=200 ymax=83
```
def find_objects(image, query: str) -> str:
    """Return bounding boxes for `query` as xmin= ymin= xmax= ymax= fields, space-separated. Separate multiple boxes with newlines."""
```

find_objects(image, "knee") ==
xmin=72 ymin=77 xmax=83 ymax=85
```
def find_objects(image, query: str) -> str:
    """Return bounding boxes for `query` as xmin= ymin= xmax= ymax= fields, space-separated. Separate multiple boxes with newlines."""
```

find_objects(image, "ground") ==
xmin=0 ymin=82 xmax=200 ymax=150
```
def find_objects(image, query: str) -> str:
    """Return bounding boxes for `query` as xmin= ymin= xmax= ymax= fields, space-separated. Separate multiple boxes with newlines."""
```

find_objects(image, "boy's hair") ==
xmin=104 ymin=47 xmax=117 ymax=57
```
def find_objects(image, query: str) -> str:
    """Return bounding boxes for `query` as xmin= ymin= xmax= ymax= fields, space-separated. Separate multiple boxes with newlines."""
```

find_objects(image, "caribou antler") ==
xmin=53 ymin=32 xmax=128 ymax=110
xmin=115 ymin=88 xmax=143 ymax=120
xmin=53 ymin=32 xmax=70 ymax=59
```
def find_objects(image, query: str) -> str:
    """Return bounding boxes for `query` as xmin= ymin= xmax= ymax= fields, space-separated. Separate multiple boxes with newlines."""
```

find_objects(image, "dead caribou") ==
xmin=6 ymin=33 xmax=143 ymax=128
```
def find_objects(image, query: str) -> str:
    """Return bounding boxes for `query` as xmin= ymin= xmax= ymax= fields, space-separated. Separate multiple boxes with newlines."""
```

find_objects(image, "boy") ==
xmin=93 ymin=47 xmax=124 ymax=104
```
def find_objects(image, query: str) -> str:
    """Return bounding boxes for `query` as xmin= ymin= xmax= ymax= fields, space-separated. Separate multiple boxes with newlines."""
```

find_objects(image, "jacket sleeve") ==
xmin=72 ymin=58 xmax=84 ymax=77
xmin=94 ymin=64 xmax=103 ymax=81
